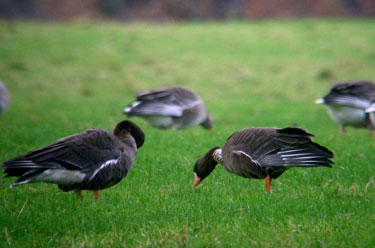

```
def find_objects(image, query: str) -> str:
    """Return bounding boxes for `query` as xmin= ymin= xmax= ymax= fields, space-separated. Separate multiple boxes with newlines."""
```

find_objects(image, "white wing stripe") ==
xmin=233 ymin=150 xmax=262 ymax=167
xmin=280 ymin=153 xmax=315 ymax=157
xmin=278 ymin=149 xmax=307 ymax=154
xmin=90 ymin=159 xmax=118 ymax=181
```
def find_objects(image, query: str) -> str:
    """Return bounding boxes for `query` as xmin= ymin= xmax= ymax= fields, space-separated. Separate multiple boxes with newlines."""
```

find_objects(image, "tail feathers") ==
xmin=3 ymin=156 xmax=58 ymax=177
xmin=262 ymin=144 xmax=334 ymax=168
xmin=277 ymin=144 xmax=334 ymax=168
xmin=124 ymin=101 xmax=182 ymax=117
xmin=123 ymin=101 xmax=141 ymax=116
xmin=9 ymin=169 xmax=46 ymax=188
xmin=278 ymin=127 xmax=314 ymax=138
xmin=3 ymin=156 xmax=60 ymax=169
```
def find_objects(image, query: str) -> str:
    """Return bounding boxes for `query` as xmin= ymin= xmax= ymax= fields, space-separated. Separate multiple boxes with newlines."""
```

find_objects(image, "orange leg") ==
xmin=370 ymin=130 xmax=374 ymax=138
xmin=265 ymin=174 xmax=272 ymax=193
xmin=339 ymin=125 xmax=346 ymax=135
xmin=75 ymin=190 xmax=83 ymax=200
xmin=93 ymin=190 xmax=100 ymax=200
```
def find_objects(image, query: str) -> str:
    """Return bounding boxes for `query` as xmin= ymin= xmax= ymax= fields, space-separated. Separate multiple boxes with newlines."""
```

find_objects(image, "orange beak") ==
xmin=194 ymin=175 xmax=201 ymax=187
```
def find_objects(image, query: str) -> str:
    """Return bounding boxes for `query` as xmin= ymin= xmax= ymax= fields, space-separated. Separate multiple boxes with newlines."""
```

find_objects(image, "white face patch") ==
xmin=366 ymin=104 xmax=375 ymax=113
xmin=212 ymin=149 xmax=223 ymax=164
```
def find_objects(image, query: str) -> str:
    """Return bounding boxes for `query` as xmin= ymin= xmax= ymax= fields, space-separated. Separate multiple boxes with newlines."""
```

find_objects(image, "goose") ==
xmin=2 ymin=120 xmax=145 ymax=199
xmin=123 ymin=87 xmax=213 ymax=130
xmin=315 ymin=81 xmax=375 ymax=136
xmin=0 ymin=81 xmax=9 ymax=115
xmin=193 ymin=127 xmax=333 ymax=193
xmin=366 ymin=101 xmax=375 ymax=127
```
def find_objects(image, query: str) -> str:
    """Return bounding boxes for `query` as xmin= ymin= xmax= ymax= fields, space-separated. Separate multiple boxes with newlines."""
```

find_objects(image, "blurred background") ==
xmin=0 ymin=1 xmax=375 ymax=247
xmin=1 ymin=0 xmax=374 ymax=21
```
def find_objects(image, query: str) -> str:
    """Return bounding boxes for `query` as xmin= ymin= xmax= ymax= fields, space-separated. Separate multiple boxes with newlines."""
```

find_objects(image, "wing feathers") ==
xmin=278 ymin=127 xmax=314 ymax=137
xmin=124 ymin=87 xmax=202 ymax=118
xmin=324 ymin=95 xmax=370 ymax=109
xmin=125 ymin=102 xmax=183 ymax=117
xmin=230 ymin=150 xmax=266 ymax=179
xmin=261 ymin=143 xmax=333 ymax=168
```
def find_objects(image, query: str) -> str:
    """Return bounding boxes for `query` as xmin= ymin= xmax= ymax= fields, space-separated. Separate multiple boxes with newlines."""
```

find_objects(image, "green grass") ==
xmin=0 ymin=19 xmax=374 ymax=247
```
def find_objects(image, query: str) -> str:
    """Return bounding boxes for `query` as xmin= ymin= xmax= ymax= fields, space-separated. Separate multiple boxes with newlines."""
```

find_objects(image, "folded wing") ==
xmin=3 ymin=130 xmax=122 ymax=188
xmin=124 ymin=88 xmax=201 ymax=117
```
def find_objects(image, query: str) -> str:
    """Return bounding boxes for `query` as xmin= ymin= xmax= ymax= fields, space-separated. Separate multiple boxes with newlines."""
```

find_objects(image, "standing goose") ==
xmin=193 ymin=127 xmax=333 ymax=193
xmin=2 ymin=120 xmax=145 ymax=199
xmin=123 ymin=87 xmax=213 ymax=130
xmin=0 ymin=81 xmax=9 ymax=115
xmin=366 ymin=101 xmax=375 ymax=127
xmin=315 ymin=81 xmax=375 ymax=135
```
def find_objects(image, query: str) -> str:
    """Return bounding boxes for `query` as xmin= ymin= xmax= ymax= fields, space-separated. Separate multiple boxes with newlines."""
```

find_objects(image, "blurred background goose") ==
xmin=123 ymin=86 xmax=213 ymax=130
xmin=0 ymin=81 xmax=9 ymax=115
xmin=193 ymin=127 xmax=333 ymax=193
xmin=315 ymin=81 xmax=375 ymax=136
xmin=2 ymin=120 xmax=145 ymax=199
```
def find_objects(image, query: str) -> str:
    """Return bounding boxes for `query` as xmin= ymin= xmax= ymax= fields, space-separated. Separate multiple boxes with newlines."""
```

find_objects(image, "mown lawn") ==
xmin=0 ymin=20 xmax=374 ymax=247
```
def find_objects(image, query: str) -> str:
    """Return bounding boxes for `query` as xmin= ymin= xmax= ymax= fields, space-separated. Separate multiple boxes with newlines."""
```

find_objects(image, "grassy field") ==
xmin=0 ymin=20 xmax=374 ymax=247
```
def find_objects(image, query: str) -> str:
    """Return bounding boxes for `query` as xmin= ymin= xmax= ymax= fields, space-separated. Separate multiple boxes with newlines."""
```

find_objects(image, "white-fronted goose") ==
xmin=123 ymin=87 xmax=213 ymax=130
xmin=366 ymin=101 xmax=375 ymax=127
xmin=315 ymin=81 xmax=375 ymax=135
xmin=0 ymin=81 xmax=9 ymax=115
xmin=2 ymin=120 xmax=145 ymax=199
xmin=193 ymin=127 xmax=333 ymax=193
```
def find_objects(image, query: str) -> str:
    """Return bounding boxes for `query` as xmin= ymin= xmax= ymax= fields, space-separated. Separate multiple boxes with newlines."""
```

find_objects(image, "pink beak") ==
xmin=194 ymin=175 xmax=201 ymax=187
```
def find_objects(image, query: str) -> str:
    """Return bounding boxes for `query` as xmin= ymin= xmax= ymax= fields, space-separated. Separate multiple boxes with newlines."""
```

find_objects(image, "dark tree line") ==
xmin=0 ymin=0 xmax=374 ymax=20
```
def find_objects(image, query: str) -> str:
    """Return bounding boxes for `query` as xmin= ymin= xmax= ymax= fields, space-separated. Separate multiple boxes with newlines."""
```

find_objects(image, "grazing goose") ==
xmin=315 ymin=81 xmax=375 ymax=135
xmin=193 ymin=127 xmax=333 ymax=193
xmin=2 ymin=120 xmax=145 ymax=199
xmin=366 ymin=101 xmax=375 ymax=127
xmin=123 ymin=87 xmax=213 ymax=130
xmin=0 ymin=81 xmax=9 ymax=115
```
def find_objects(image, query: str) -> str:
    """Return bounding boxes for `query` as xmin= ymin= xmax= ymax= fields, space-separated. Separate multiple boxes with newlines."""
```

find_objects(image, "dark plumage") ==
xmin=2 ymin=120 xmax=145 ymax=199
xmin=0 ymin=81 xmax=9 ymax=115
xmin=123 ymin=87 xmax=213 ymax=130
xmin=193 ymin=127 xmax=333 ymax=193
xmin=316 ymin=81 xmax=375 ymax=135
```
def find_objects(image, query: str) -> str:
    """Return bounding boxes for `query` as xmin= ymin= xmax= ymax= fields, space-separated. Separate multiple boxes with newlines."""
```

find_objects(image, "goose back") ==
xmin=222 ymin=127 xmax=333 ymax=179
xmin=322 ymin=81 xmax=375 ymax=108
xmin=3 ymin=125 xmax=140 ymax=192
xmin=317 ymin=81 xmax=375 ymax=129
xmin=124 ymin=87 xmax=211 ymax=129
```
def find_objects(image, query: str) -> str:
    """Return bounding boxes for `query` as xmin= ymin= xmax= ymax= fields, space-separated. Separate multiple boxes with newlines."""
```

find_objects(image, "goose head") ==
xmin=113 ymin=120 xmax=145 ymax=148
xmin=193 ymin=147 xmax=221 ymax=186
xmin=200 ymin=114 xmax=213 ymax=130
